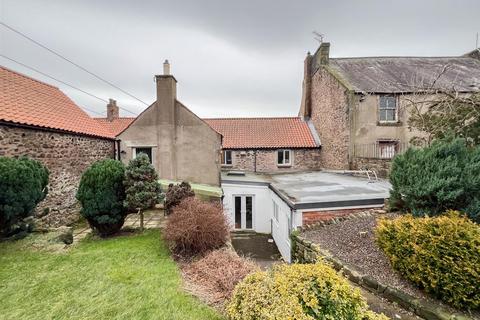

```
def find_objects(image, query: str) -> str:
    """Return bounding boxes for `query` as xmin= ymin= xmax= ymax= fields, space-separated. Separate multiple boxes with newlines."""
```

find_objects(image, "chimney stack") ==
xmin=316 ymin=42 xmax=330 ymax=65
xmin=299 ymin=52 xmax=313 ymax=119
xmin=106 ymin=98 xmax=119 ymax=121
xmin=155 ymin=60 xmax=177 ymax=125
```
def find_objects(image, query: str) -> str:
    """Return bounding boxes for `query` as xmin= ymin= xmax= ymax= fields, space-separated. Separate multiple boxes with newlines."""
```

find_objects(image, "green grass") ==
xmin=0 ymin=230 xmax=223 ymax=320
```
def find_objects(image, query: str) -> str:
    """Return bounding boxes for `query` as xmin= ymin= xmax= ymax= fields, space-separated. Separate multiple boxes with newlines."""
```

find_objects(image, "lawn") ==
xmin=0 ymin=230 xmax=223 ymax=320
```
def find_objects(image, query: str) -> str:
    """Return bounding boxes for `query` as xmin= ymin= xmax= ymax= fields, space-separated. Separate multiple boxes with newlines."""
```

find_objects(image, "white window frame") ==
xmin=222 ymin=150 xmax=233 ymax=166
xmin=277 ymin=149 xmax=292 ymax=166
xmin=273 ymin=200 xmax=279 ymax=222
xmin=378 ymin=95 xmax=398 ymax=123
xmin=133 ymin=147 xmax=153 ymax=164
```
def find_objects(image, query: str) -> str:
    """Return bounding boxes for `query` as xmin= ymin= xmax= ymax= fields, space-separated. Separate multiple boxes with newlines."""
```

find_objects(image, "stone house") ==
xmin=95 ymin=61 xmax=223 ymax=186
xmin=299 ymin=43 xmax=480 ymax=176
xmin=204 ymin=117 xmax=322 ymax=173
xmin=0 ymin=66 xmax=115 ymax=227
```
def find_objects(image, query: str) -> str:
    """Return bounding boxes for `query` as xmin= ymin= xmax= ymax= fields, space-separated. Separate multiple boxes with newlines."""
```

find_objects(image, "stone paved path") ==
xmin=72 ymin=209 xmax=166 ymax=243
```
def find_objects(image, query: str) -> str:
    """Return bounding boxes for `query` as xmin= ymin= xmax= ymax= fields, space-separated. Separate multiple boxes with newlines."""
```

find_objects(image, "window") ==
xmin=222 ymin=150 xmax=232 ymax=165
xmin=378 ymin=96 xmax=397 ymax=122
xmin=378 ymin=141 xmax=398 ymax=159
xmin=277 ymin=149 xmax=291 ymax=166
xmin=273 ymin=201 xmax=279 ymax=222
xmin=134 ymin=147 xmax=152 ymax=163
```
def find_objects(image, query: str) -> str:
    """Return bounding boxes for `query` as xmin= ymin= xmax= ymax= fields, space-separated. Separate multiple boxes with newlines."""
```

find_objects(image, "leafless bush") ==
xmin=182 ymin=248 xmax=258 ymax=306
xmin=165 ymin=181 xmax=195 ymax=215
xmin=164 ymin=197 xmax=230 ymax=256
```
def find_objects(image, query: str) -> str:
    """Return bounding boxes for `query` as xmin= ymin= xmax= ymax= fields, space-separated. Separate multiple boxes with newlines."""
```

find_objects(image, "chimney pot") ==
xmin=163 ymin=59 xmax=170 ymax=75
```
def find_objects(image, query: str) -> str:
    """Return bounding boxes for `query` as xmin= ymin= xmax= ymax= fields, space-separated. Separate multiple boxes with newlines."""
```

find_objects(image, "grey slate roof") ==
xmin=325 ymin=54 xmax=480 ymax=93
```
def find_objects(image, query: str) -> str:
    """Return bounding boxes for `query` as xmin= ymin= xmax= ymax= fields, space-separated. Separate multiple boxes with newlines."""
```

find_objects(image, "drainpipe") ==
xmin=254 ymin=150 xmax=257 ymax=173
xmin=116 ymin=139 xmax=121 ymax=160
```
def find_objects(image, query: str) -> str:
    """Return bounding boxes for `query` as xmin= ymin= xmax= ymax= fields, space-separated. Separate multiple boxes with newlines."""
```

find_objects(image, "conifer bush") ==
xmin=164 ymin=197 xmax=229 ymax=256
xmin=389 ymin=138 xmax=480 ymax=222
xmin=165 ymin=181 xmax=195 ymax=214
xmin=227 ymin=263 xmax=388 ymax=320
xmin=124 ymin=154 xmax=163 ymax=228
xmin=76 ymin=159 xmax=126 ymax=237
xmin=376 ymin=212 xmax=480 ymax=310
xmin=0 ymin=156 xmax=49 ymax=237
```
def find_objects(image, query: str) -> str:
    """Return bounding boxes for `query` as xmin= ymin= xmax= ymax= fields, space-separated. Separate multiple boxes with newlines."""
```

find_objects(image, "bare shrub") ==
xmin=165 ymin=181 xmax=195 ymax=215
xmin=182 ymin=248 xmax=258 ymax=306
xmin=164 ymin=197 xmax=230 ymax=256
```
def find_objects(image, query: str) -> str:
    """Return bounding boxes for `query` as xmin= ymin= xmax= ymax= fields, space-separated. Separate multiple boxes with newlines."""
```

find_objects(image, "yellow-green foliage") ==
xmin=226 ymin=263 xmax=388 ymax=320
xmin=376 ymin=211 xmax=480 ymax=310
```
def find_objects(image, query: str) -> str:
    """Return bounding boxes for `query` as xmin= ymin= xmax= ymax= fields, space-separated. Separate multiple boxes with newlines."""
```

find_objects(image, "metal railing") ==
xmin=353 ymin=142 xmax=411 ymax=159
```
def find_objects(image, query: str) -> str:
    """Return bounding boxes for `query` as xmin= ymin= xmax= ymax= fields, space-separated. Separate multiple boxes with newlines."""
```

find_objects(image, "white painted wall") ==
xmin=222 ymin=183 xmax=272 ymax=233
xmin=270 ymin=190 xmax=294 ymax=262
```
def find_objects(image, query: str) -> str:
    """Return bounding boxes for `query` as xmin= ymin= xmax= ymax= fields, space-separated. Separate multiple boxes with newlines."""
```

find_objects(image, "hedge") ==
xmin=376 ymin=211 xmax=480 ymax=310
xmin=0 ymin=156 xmax=49 ymax=237
xmin=227 ymin=263 xmax=388 ymax=320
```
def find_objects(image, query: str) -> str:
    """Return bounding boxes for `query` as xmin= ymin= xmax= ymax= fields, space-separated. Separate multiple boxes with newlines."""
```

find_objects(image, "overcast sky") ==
xmin=1 ymin=0 xmax=479 ymax=118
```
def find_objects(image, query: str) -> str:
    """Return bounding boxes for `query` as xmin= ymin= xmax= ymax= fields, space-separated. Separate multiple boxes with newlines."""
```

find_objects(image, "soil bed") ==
xmin=302 ymin=213 xmax=479 ymax=319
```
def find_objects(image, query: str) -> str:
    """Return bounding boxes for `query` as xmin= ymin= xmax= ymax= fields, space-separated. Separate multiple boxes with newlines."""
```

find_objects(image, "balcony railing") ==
xmin=353 ymin=142 xmax=411 ymax=159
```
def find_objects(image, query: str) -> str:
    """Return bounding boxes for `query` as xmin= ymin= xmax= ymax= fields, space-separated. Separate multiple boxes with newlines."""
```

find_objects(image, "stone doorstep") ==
xmin=294 ymin=236 xmax=474 ymax=320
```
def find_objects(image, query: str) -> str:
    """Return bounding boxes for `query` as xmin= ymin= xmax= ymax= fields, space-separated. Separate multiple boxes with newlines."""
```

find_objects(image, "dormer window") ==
xmin=378 ymin=95 xmax=397 ymax=122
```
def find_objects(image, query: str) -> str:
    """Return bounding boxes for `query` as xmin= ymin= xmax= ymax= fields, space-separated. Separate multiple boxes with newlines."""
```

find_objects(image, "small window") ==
xmin=277 ymin=149 xmax=291 ymax=166
xmin=378 ymin=141 xmax=398 ymax=159
xmin=222 ymin=150 xmax=232 ymax=165
xmin=134 ymin=147 xmax=152 ymax=163
xmin=273 ymin=201 xmax=279 ymax=222
xmin=379 ymin=96 xmax=397 ymax=122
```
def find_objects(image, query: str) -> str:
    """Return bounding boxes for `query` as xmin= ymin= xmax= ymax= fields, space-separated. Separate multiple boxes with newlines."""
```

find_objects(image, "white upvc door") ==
xmin=233 ymin=195 xmax=254 ymax=230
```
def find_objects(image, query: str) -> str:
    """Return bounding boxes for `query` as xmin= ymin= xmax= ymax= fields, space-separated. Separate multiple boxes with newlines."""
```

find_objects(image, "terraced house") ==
xmin=299 ymin=43 xmax=480 ymax=176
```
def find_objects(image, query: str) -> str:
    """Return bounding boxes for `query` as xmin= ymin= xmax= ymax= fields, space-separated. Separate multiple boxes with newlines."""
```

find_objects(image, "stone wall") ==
xmin=0 ymin=124 xmax=115 ymax=227
xmin=302 ymin=208 xmax=369 ymax=225
xmin=351 ymin=157 xmax=392 ymax=178
xmin=222 ymin=148 xmax=322 ymax=173
xmin=309 ymin=67 xmax=351 ymax=170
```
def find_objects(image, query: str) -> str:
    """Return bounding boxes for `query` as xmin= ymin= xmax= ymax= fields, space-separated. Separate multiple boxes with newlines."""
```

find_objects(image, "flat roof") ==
xmin=221 ymin=170 xmax=391 ymax=210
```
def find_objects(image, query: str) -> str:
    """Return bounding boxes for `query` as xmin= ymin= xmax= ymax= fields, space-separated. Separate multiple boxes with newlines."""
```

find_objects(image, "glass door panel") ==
xmin=234 ymin=196 xmax=241 ymax=229
xmin=245 ymin=196 xmax=253 ymax=229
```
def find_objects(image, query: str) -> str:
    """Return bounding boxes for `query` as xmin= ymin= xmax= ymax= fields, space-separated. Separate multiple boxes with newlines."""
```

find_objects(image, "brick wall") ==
xmin=223 ymin=148 xmax=322 ymax=173
xmin=0 ymin=124 xmax=114 ymax=227
xmin=302 ymin=208 xmax=370 ymax=225
xmin=310 ymin=67 xmax=351 ymax=169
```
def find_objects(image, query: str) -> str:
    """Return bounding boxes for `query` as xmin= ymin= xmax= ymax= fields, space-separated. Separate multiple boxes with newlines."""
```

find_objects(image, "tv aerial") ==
xmin=313 ymin=31 xmax=325 ymax=44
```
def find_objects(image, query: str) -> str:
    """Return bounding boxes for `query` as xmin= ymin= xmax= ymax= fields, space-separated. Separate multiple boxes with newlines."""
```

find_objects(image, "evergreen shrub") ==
xmin=227 ymin=263 xmax=388 ymax=320
xmin=0 ymin=156 xmax=49 ymax=237
xmin=376 ymin=212 xmax=480 ymax=310
xmin=76 ymin=159 xmax=126 ymax=236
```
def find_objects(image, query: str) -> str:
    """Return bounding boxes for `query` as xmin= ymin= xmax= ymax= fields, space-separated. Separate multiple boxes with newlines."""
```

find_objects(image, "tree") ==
xmin=403 ymin=65 xmax=480 ymax=146
xmin=124 ymin=154 xmax=163 ymax=230
xmin=76 ymin=159 xmax=126 ymax=236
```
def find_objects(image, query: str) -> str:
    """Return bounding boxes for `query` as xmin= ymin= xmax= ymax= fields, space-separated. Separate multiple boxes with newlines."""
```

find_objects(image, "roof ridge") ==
xmin=203 ymin=116 xmax=302 ymax=120
xmin=94 ymin=117 xmax=137 ymax=120
xmin=331 ymin=56 xmax=470 ymax=60
xmin=0 ymin=65 xmax=59 ymax=89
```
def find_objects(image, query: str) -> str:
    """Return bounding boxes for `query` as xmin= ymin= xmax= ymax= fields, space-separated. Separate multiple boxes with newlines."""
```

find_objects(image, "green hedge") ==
xmin=389 ymin=138 xmax=480 ymax=222
xmin=376 ymin=212 xmax=480 ymax=310
xmin=76 ymin=159 xmax=126 ymax=236
xmin=0 ymin=156 xmax=49 ymax=237
xmin=227 ymin=263 xmax=387 ymax=320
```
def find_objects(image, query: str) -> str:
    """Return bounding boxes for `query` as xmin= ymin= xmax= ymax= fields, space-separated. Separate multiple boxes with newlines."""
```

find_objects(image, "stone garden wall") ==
xmin=0 ymin=124 xmax=115 ymax=228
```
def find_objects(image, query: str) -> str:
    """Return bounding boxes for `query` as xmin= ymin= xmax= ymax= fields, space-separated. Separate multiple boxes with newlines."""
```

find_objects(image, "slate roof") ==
xmin=0 ymin=66 xmax=114 ymax=139
xmin=203 ymin=117 xmax=319 ymax=149
xmin=94 ymin=117 xmax=135 ymax=136
xmin=324 ymin=55 xmax=480 ymax=93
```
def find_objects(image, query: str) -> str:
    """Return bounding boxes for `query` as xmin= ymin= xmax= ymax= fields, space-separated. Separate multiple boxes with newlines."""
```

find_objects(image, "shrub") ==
xmin=376 ymin=211 xmax=480 ymax=310
xmin=182 ymin=248 xmax=258 ymax=304
xmin=165 ymin=181 xmax=194 ymax=214
xmin=124 ymin=154 xmax=163 ymax=212
xmin=76 ymin=159 xmax=126 ymax=237
xmin=389 ymin=138 xmax=480 ymax=222
xmin=164 ymin=197 xmax=229 ymax=256
xmin=0 ymin=156 xmax=49 ymax=237
xmin=227 ymin=263 xmax=387 ymax=320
